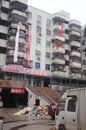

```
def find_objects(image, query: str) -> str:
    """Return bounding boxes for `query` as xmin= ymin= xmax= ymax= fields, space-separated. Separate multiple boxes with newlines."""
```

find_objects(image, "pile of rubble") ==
xmin=14 ymin=105 xmax=49 ymax=118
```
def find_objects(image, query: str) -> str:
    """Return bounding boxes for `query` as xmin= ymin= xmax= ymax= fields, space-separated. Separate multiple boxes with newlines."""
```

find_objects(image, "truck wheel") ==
xmin=58 ymin=125 xmax=66 ymax=130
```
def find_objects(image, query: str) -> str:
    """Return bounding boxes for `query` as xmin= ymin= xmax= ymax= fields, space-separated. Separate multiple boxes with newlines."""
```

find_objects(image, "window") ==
xmin=36 ymin=38 xmax=41 ymax=44
xmin=46 ymin=29 xmax=51 ymax=36
xmin=35 ymin=50 xmax=41 ymax=56
xmin=46 ymin=52 xmax=50 ymax=58
xmin=0 ymin=47 xmax=6 ymax=54
xmin=28 ymin=12 xmax=32 ymax=19
xmin=19 ymin=31 xmax=25 ymax=37
xmin=67 ymin=98 xmax=76 ymax=112
xmin=56 ymin=99 xmax=65 ymax=115
xmin=0 ymin=33 xmax=7 ymax=40
xmin=47 ymin=19 xmax=51 ymax=25
xmin=84 ymin=28 xmax=86 ymax=36
xmin=37 ymin=15 xmax=41 ymax=22
xmin=8 ymin=29 xmax=16 ymax=35
xmin=36 ymin=26 xmax=41 ymax=33
xmin=45 ymin=64 xmax=50 ymax=70
xmin=46 ymin=41 xmax=51 ymax=47
xmin=35 ymin=62 xmax=40 ymax=69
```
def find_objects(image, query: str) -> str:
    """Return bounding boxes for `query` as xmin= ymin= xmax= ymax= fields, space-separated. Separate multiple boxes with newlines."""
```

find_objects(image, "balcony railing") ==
xmin=69 ymin=31 xmax=81 ymax=37
xmin=7 ymin=50 xmax=26 ymax=58
xmin=52 ymin=71 xmax=68 ymax=77
xmin=52 ymin=58 xmax=65 ymax=65
xmin=52 ymin=36 xmax=65 ymax=42
xmin=10 ymin=23 xmax=26 ymax=31
xmin=69 ymin=20 xmax=81 ymax=26
xmin=70 ymin=73 xmax=81 ymax=79
xmin=70 ymin=41 xmax=80 ymax=47
xmin=10 ymin=10 xmax=27 ymax=18
xmin=70 ymin=51 xmax=81 ymax=57
xmin=52 ymin=47 xmax=65 ymax=54
xmin=70 ymin=62 xmax=81 ymax=68
xmin=11 ymin=0 xmax=28 ymax=4
xmin=8 ymin=36 xmax=27 ymax=44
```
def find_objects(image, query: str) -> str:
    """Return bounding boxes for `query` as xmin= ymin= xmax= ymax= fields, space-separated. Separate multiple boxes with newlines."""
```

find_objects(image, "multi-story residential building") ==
xmin=0 ymin=1 xmax=51 ymax=107
xmin=27 ymin=6 xmax=51 ymax=87
xmin=51 ymin=11 xmax=70 ymax=86
xmin=0 ymin=2 xmax=86 ymax=107
xmin=81 ymin=25 xmax=86 ymax=81
xmin=0 ymin=0 xmax=29 ymax=107
xmin=69 ymin=20 xmax=81 ymax=79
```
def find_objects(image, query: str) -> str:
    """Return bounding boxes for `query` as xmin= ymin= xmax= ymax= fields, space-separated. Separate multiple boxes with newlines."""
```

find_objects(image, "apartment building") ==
xmin=0 ymin=0 xmax=29 ymax=107
xmin=27 ymin=6 xmax=51 ymax=87
xmin=0 ymin=1 xmax=86 ymax=107
xmin=81 ymin=25 xmax=86 ymax=80
xmin=51 ymin=11 xmax=70 ymax=86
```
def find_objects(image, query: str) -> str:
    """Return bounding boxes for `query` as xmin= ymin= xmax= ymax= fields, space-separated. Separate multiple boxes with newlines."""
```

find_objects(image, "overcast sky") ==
xmin=28 ymin=0 xmax=86 ymax=25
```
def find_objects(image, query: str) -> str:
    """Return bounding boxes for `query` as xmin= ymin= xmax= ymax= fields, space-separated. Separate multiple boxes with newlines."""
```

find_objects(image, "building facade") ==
xmin=0 ymin=1 xmax=86 ymax=107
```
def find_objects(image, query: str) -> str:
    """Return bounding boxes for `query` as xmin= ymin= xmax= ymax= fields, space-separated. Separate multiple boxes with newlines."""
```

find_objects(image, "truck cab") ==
xmin=55 ymin=95 xmax=78 ymax=130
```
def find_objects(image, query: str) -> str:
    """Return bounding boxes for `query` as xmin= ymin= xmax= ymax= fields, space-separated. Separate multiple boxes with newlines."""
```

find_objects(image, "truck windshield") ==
xmin=56 ymin=98 xmax=65 ymax=115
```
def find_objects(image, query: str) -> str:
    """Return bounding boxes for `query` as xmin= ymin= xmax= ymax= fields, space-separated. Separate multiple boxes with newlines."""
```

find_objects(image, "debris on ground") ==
xmin=14 ymin=105 xmax=49 ymax=118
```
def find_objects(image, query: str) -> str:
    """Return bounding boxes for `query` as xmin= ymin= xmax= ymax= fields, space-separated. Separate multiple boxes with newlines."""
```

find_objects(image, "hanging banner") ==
xmin=60 ymin=23 xmax=64 ymax=36
xmin=57 ymin=23 xmax=65 ymax=37
xmin=26 ymin=24 xmax=31 ymax=66
xmin=13 ymin=22 xmax=22 ymax=62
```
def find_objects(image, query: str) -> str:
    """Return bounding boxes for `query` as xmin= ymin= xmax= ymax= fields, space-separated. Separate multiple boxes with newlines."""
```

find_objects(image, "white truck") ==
xmin=55 ymin=87 xmax=86 ymax=130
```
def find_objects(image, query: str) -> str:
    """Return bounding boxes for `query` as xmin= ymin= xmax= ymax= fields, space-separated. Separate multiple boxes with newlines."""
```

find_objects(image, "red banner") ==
xmin=57 ymin=23 xmax=65 ymax=37
xmin=26 ymin=24 xmax=31 ymax=66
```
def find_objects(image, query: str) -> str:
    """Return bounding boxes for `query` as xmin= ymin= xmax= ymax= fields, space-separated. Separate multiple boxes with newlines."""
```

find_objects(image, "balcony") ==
xmin=70 ymin=51 xmax=81 ymax=57
xmin=52 ymin=58 xmax=65 ymax=65
xmin=10 ymin=23 xmax=26 ymax=31
xmin=52 ymin=35 xmax=65 ymax=42
xmin=52 ymin=47 xmax=65 ymax=54
xmin=8 ymin=36 xmax=27 ymax=44
xmin=52 ymin=71 xmax=68 ymax=77
xmin=10 ymin=0 xmax=27 ymax=10
xmin=70 ymin=73 xmax=81 ymax=79
xmin=8 ymin=14 xmax=27 ymax=24
xmin=10 ymin=10 xmax=27 ymax=18
xmin=82 ymin=75 xmax=86 ymax=80
xmin=70 ymin=62 xmax=81 ymax=68
xmin=69 ymin=20 xmax=81 ymax=26
xmin=11 ymin=0 xmax=27 ymax=4
xmin=7 ymin=50 xmax=26 ymax=58
xmin=69 ymin=31 xmax=81 ymax=37
xmin=0 ymin=25 xmax=8 ymax=34
xmin=70 ymin=41 xmax=80 ymax=47
xmin=52 ymin=24 xmax=61 ymax=30
xmin=52 ymin=11 xmax=69 ymax=21
xmin=0 ymin=12 xmax=8 ymax=21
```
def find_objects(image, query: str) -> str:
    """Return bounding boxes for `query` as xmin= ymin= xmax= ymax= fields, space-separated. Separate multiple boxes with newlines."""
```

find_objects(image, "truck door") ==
xmin=65 ymin=96 xmax=77 ymax=130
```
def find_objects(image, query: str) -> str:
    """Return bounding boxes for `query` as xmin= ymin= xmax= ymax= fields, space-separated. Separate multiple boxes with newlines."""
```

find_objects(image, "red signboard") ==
xmin=2 ymin=65 xmax=50 ymax=77
xmin=11 ymin=88 xmax=25 ymax=94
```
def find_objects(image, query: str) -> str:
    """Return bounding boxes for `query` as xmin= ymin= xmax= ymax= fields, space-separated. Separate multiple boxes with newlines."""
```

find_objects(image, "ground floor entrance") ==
xmin=1 ymin=87 xmax=28 ymax=108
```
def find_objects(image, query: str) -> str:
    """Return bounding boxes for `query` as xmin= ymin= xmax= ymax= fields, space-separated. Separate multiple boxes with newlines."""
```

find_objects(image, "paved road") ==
xmin=0 ymin=108 xmax=55 ymax=130
xmin=3 ymin=118 xmax=55 ymax=130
